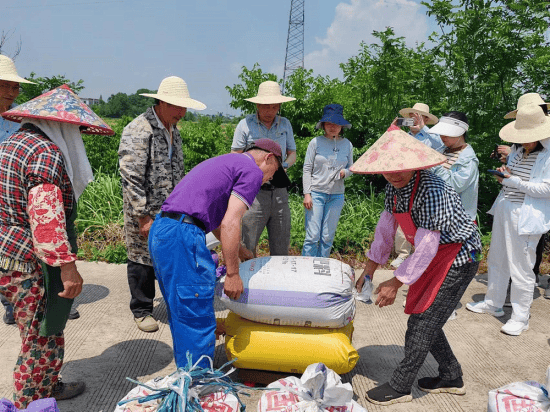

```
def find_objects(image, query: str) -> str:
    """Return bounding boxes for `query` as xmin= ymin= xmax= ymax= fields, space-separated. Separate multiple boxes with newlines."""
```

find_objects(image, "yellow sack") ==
xmin=224 ymin=312 xmax=359 ymax=375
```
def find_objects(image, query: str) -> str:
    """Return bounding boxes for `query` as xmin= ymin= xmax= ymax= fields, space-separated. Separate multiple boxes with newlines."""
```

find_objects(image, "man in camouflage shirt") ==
xmin=118 ymin=76 xmax=206 ymax=332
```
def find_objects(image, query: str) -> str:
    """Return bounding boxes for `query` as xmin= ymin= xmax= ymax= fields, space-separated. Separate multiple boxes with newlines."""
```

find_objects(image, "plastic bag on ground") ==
xmin=487 ymin=367 xmax=550 ymax=412
xmin=258 ymin=363 xmax=367 ymax=412
xmin=0 ymin=398 xmax=59 ymax=412
xmin=217 ymin=256 xmax=355 ymax=328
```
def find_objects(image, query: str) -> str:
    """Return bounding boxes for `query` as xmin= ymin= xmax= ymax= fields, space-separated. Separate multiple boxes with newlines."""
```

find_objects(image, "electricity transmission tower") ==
xmin=282 ymin=0 xmax=305 ymax=92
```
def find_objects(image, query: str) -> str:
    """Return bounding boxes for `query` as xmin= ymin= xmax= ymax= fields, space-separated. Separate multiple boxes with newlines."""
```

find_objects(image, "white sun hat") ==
xmin=428 ymin=116 xmax=469 ymax=137
xmin=244 ymin=81 xmax=296 ymax=104
xmin=504 ymin=92 xmax=549 ymax=119
xmin=398 ymin=102 xmax=438 ymax=125
xmin=0 ymin=55 xmax=36 ymax=84
xmin=500 ymin=104 xmax=550 ymax=144
xmin=140 ymin=76 xmax=206 ymax=110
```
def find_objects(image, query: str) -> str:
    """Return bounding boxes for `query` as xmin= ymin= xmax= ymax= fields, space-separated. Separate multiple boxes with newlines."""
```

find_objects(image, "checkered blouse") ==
xmin=0 ymin=125 xmax=74 ymax=272
xmin=384 ymin=170 xmax=481 ymax=268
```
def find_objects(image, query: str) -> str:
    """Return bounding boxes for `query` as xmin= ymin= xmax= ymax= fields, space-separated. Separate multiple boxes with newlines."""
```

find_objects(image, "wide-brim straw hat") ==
xmin=500 ymin=104 xmax=550 ymax=144
xmin=2 ymin=84 xmax=114 ymax=135
xmin=350 ymin=127 xmax=446 ymax=174
xmin=0 ymin=55 xmax=36 ymax=84
xmin=398 ymin=102 xmax=438 ymax=125
xmin=504 ymin=92 xmax=549 ymax=119
xmin=140 ymin=76 xmax=206 ymax=110
xmin=244 ymin=81 xmax=296 ymax=104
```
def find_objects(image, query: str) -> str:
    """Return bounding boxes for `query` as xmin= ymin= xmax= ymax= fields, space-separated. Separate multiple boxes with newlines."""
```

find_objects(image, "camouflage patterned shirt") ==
xmin=118 ymin=106 xmax=185 ymax=265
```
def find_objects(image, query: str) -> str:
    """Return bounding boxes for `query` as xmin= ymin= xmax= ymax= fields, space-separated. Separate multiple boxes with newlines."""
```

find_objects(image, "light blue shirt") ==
xmin=232 ymin=113 xmax=296 ymax=163
xmin=410 ymin=125 xmax=444 ymax=151
xmin=303 ymin=135 xmax=353 ymax=195
xmin=431 ymin=144 xmax=479 ymax=220
xmin=0 ymin=103 xmax=20 ymax=144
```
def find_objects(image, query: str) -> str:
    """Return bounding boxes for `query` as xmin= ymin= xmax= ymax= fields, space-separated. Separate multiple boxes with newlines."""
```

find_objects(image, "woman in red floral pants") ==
xmin=0 ymin=85 xmax=114 ymax=408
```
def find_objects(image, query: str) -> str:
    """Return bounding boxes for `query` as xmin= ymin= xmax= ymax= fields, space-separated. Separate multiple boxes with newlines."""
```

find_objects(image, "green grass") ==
xmin=74 ymin=173 xmax=386 ymax=265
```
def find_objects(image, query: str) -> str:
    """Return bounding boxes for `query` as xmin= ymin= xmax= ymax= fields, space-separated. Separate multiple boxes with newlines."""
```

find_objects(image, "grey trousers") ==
xmin=241 ymin=187 xmax=291 ymax=256
xmin=390 ymin=260 xmax=480 ymax=392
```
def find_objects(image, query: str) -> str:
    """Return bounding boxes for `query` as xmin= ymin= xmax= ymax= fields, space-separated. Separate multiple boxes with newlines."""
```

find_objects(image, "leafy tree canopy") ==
xmin=16 ymin=72 xmax=85 ymax=103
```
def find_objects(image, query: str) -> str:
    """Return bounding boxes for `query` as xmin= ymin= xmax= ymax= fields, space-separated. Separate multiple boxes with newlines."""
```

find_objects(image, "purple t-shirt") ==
xmin=162 ymin=153 xmax=263 ymax=232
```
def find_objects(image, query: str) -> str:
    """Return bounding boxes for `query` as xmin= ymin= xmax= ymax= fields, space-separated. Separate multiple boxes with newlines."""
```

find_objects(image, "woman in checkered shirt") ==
xmin=352 ymin=125 xmax=481 ymax=406
xmin=0 ymin=85 xmax=114 ymax=407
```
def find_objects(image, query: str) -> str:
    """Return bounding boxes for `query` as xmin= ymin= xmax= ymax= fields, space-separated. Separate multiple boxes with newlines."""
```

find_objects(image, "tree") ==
xmin=225 ymin=63 xmax=279 ymax=114
xmin=17 ymin=72 xmax=85 ymax=103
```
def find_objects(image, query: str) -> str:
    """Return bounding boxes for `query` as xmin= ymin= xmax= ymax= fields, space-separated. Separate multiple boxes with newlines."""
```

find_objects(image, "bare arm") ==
xmin=219 ymin=195 xmax=249 ymax=299
xmin=285 ymin=149 xmax=297 ymax=168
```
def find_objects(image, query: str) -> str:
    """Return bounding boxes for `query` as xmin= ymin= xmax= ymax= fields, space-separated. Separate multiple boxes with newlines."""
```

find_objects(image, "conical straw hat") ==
xmin=398 ymin=102 xmax=438 ymax=125
xmin=504 ymin=92 xmax=549 ymax=119
xmin=500 ymin=104 xmax=550 ymax=144
xmin=2 ymin=84 xmax=114 ymax=135
xmin=244 ymin=81 xmax=296 ymax=104
xmin=0 ymin=55 xmax=36 ymax=84
xmin=350 ymin=127 xmax=446 ymax=174
xmin=140 ymin=76 xmax=206 ymax=110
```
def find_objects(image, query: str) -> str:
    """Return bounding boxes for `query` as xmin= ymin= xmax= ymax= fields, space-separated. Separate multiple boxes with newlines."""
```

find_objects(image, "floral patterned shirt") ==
xmin=0 ymin=126 xmax=75 ymax=272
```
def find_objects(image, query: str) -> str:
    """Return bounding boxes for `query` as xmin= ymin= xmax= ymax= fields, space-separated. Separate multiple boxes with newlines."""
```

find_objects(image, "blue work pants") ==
xmin=149 ymin=213 xmax=215 ymax=368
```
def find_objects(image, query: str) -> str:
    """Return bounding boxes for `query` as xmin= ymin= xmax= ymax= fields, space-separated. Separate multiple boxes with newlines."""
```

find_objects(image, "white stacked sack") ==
xmin=217 ymin=256 xmax=356 ymax=328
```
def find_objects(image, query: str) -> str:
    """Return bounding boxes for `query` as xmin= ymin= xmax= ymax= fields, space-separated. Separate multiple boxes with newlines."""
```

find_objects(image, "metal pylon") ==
xmin=282 ymin=0 xmax=304 ymax=92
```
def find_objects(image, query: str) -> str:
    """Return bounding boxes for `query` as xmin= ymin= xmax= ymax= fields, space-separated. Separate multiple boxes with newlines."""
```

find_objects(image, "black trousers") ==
xmin=533 ymin=233 xmax=546 ymax=276
xmin=127 ymin=259 xmax=156 ymax=318
xmin=390 ymin=260 xmax=480 ymax=392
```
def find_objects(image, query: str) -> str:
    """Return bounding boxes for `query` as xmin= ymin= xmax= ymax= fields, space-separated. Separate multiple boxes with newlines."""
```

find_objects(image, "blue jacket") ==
xmin=432 ymin=144 xmax=479 ymax=220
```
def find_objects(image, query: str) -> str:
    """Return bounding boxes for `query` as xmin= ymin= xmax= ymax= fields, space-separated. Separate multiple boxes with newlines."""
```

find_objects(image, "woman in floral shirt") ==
xmin=0 ymin=85 xmax=113 ymax=408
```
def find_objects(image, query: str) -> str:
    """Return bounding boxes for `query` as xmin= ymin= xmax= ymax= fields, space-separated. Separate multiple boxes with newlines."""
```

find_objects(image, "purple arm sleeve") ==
xmin=394 ymin=228 xmax=440 ymax=285
xmin=366 ymin=210 xmax=398 ymax=265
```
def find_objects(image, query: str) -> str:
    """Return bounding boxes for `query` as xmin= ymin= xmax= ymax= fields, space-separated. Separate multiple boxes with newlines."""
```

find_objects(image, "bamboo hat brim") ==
xmin=140 ymin=76 xmax=206 ymax=110
xmin=350 ymin=127 xmax=446 ymax=174
xmin=2 ymin=84 xmax=114 ymax=135
xmin=398 ymin=102 xmax=438 ymax=125
xmin=500 ymin=104 xmax=550 ymax=144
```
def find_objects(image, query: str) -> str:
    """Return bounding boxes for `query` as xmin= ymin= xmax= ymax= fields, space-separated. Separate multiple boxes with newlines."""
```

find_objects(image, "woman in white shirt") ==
xmin=467 ymin=104 xmax=550 ymax=336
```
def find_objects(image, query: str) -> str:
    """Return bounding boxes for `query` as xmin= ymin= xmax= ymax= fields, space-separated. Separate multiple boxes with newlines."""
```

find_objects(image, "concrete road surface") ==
xmin=1 ymin=261 xmax=549 ymax=411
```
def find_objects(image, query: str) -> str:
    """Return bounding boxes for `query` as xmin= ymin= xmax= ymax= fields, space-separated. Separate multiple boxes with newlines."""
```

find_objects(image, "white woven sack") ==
xmin=258 ymin=363 xmax=367 ymax=412
xmin=217 ymin=256 xmax=355 ymax=328
xmin=114 ymin=376 xmax=240 ymax=412
xmin=487 ymin=380 xmax=550 ymax=412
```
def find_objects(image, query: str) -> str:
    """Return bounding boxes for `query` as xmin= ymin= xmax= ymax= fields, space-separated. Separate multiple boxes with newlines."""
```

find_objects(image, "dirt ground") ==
xmin=1 ymin=261 xmax=549 ymax=412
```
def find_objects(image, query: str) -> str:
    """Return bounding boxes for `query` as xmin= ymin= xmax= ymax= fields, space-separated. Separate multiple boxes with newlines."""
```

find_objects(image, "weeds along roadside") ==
xmin=74 ymin=175 xmax=386 ymax=265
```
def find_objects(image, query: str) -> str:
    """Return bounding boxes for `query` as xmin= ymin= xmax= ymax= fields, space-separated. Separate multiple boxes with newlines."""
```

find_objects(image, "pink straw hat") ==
xmin=350 ymin=127 xmax=446 ymax=174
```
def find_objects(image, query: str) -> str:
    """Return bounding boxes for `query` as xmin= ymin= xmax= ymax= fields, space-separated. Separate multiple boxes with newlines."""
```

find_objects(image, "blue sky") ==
xmin=1 ymin=0 xmax=436 ymax=115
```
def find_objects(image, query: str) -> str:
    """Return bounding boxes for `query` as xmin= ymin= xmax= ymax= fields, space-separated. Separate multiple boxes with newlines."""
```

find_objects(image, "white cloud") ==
xmin=305 ymin=0 xmax=429 ymax=79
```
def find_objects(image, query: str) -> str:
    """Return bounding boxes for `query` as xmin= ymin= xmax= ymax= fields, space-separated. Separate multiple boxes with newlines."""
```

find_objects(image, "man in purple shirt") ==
xmin=148 ymin=138 xmax=287 ymax=367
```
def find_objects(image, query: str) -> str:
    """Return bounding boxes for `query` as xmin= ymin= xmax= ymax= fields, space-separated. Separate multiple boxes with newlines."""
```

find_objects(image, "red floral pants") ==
xmin=0 ymin=268 xmax=64 ymax=409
